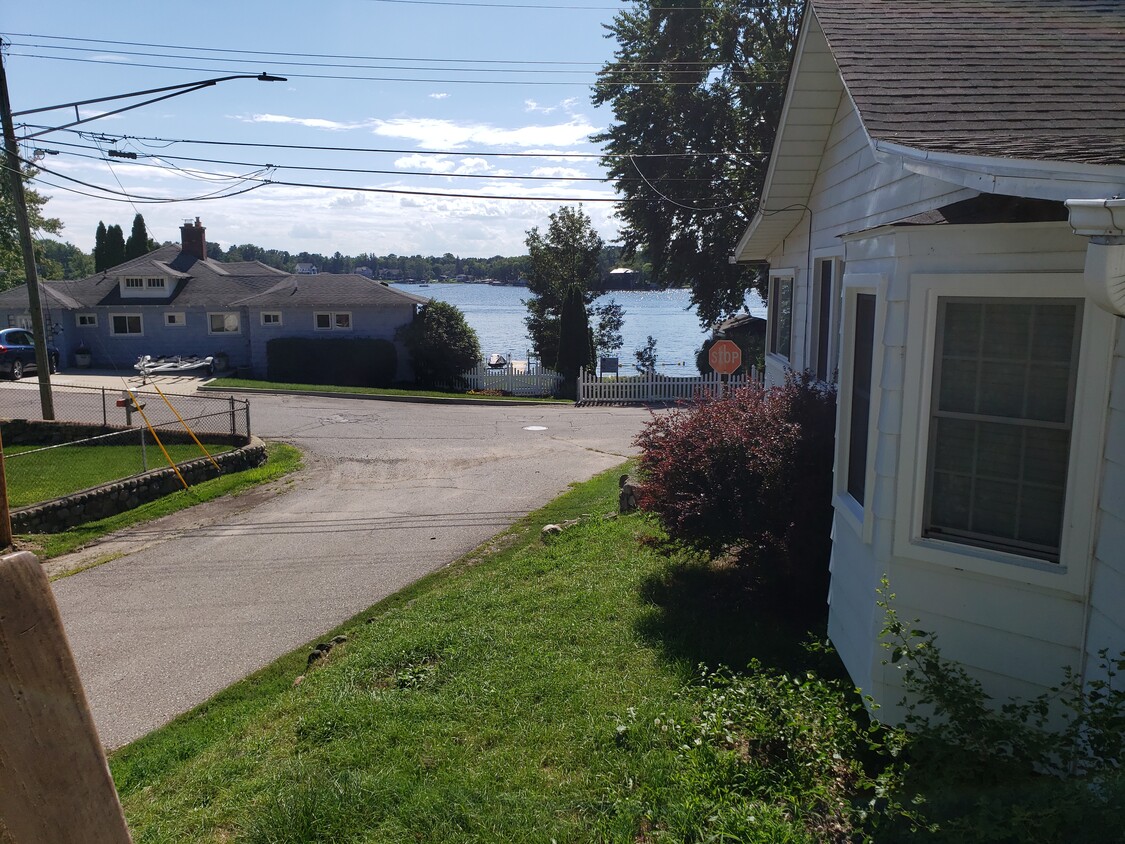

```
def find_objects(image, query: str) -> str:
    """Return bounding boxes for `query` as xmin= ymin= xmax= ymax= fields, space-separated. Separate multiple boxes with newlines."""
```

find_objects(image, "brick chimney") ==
xmin=180 ymin=217 xmax=207 ymax=260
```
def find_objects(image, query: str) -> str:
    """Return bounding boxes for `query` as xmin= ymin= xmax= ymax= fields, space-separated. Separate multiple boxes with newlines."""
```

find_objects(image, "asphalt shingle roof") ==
xmin=231 ymin=275 xmax=430 ymax=308
xmin=813 ymin=0 xmax=1125 ymax=166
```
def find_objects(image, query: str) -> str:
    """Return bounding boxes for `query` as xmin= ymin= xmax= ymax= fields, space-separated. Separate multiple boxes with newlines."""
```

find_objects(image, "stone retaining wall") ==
xmin=10 ymin=436 xmax=268 ymax=534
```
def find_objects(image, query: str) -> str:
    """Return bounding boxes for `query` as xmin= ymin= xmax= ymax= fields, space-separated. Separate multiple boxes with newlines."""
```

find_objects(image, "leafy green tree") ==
xmin=592 ymin=0 xmax=802 ymax=327
xmin=0 ymin=165 xmax=63 ymax=290
xmin=524 ymin=206 xmax=604 ymax=370
xmin=124 ymin=213 xmax=150 ymax=260
xmin=593 ymin=300 xmax=625 ymax=357
xmin=37 ymin=239 xmax=94 ymax=279
xmin=104 ymin=224 xmax=126 ymax=268
xmin=635 ymin=335 xmax=658 ymax=374
xmin=397 ymin=300 xmax=482 ymax=388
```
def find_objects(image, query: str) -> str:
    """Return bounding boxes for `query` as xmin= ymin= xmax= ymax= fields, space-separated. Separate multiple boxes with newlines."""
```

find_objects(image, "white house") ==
xmin=734 ymin=0 xmax=1125 ymax=716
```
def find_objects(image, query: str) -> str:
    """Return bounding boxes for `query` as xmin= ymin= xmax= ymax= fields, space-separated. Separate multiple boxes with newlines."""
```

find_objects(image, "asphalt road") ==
xmin=36 ymin=390 xmax=654 ymax=749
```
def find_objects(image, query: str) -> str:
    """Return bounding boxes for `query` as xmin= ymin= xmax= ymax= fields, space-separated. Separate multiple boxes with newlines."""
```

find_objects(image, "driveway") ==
xmin=37 ymin=389 xmax=653 ymax=749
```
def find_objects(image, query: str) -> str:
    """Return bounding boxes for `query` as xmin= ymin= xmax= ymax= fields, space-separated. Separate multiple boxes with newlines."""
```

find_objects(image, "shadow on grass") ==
xmin=634 ymin=546 xmax=843 ymax=677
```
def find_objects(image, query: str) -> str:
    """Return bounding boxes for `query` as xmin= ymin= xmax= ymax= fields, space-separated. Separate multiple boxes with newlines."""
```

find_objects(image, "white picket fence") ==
xmin=577 ymin=366 xmax=762 ymax=404
xmin=459 ymin=362 xmax=564 ymax=396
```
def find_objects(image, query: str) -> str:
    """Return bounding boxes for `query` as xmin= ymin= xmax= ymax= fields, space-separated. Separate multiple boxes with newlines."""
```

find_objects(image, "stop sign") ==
xmin=708 ymin=339 xmax=742 ymax=375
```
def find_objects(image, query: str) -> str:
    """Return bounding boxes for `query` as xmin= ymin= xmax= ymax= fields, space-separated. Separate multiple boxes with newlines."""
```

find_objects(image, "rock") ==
xmin=619 ymin=475 xmax=645 ymax=514
xmin=293 ymin=675 xmax=304 ymax=686
xmin=332 ymin=635 xmax=348 ymax=645
xmin=315 ymin=642 xmax=332 ymax=653
xmin=542 ymin=524 xmax=563 ymax=537
xmin=307 ymin=650 xmax=323 ymax=666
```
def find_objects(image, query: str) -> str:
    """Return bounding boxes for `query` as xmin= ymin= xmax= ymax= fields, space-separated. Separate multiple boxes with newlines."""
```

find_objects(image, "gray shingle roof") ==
xmin=813 ymin=0 xmax=1125 ymax=166
xmin=230 ymin=275 xmax=430 ymax=308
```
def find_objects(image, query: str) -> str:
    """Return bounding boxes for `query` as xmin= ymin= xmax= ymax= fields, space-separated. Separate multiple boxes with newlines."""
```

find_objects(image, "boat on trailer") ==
xmin=134 ymin=354 xmax=215 ymax=378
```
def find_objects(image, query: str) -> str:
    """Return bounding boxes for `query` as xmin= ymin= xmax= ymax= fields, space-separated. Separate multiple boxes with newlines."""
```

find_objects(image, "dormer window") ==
xmin=121 ymin=276 xmax=169 ymax=297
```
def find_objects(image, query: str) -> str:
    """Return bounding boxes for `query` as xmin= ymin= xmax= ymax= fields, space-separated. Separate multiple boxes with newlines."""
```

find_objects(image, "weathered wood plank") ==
xmin=0 ymin=551 xmax=132 ymax=843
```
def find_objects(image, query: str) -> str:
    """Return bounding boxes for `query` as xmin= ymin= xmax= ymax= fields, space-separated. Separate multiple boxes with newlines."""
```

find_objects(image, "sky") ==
xmin=2 ymin=0 xmax=632 ymax=259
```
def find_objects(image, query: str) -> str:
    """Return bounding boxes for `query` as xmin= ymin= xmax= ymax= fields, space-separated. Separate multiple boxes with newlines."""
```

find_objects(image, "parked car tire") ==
xmin=10 ymin=359 xmax=23 ymax=380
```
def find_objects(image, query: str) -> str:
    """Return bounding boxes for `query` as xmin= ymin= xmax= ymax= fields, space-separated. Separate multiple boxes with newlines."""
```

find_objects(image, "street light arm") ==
xmin=13 ymin=73 xmax=287 ymax=117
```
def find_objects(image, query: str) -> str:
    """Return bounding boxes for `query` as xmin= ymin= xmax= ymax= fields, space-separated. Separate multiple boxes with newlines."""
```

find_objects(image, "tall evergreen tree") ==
xmin=93 ymin=221 xmax=108 ymax=272
xmin=124 ymin=213 xmax=150 ymax=260
xmin=592 ymin=0 xmax=802 ymax=327
xmin=104 ymin=224 xmax=126 ymax=269
xmin=556 ymin=284 xmax=595 ymax=398
xmin=523 ymin=206 xmax=604 ymax=370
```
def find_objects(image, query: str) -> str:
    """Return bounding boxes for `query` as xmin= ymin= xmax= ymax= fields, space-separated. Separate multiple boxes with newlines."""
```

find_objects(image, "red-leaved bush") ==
xmin=634 ymin=372 xmax=837 ymax=600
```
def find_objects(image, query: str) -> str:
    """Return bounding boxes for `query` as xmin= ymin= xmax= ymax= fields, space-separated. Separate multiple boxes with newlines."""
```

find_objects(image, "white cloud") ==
xmin=370 ymin=117 xmax=599 ymax=150
xmin=429 ymin=92 xmax=450 ymax=100
xmin=247 ymin=113 xmax=375 ymax=131
xmin=329 ymin=193 xmax=369 ymax=209
xmin=453 ymin=158 xmax=492 ymax=175
xmin=524 ymin=100 xmax=555 ymax=114
xmin=529 ymin=166 xmax=588 ymax=179
xmin=394 ymin=154 xmax=455 ymax=173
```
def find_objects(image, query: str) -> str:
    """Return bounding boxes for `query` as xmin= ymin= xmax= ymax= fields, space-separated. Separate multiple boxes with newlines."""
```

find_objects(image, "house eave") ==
xmin=871 ymin=140 xmax=1125 ymax=203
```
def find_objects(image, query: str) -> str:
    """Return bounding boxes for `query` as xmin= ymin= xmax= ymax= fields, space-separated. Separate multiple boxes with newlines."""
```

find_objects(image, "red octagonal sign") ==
xmin=708 ymin=339 xmax=742 ymax=375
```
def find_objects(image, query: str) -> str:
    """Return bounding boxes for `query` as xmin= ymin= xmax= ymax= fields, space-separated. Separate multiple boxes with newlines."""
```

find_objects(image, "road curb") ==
xmin=199 ymin=384 xmax=574 ymax=407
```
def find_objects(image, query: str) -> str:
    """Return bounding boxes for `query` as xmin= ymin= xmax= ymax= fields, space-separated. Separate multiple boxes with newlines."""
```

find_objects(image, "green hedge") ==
xmin=266 ymin=337 xmax=397 ymax=387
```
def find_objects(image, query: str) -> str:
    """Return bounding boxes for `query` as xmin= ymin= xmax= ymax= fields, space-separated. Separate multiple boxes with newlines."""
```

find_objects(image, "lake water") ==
xmin=393 ymin=283 xmax=766 ymax=373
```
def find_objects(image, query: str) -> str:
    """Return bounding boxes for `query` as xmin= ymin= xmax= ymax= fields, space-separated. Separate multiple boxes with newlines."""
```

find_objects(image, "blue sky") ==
xmin=3 ymin=0 xmax=627 ymax=259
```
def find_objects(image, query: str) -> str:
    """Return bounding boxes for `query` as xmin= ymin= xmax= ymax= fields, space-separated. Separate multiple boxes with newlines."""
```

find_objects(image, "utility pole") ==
xmin=0 ymin=45 xmax=55 ymax=419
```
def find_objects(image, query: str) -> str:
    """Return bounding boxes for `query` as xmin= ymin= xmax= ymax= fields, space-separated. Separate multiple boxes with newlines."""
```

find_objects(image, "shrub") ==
xmin=634 ymin=371 xmax=836 ymax=604
xmin=880 ymin=585 xmax=1125 ymax=843
xmin=397 ymin=300 xmax=481 ymax=388
xmin=265 ymin=337 xmax=397 ymax=387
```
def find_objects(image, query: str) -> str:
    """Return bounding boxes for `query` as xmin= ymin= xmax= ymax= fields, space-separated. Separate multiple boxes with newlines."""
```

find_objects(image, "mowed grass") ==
xmin=109 ymin=467 xmax=744 ymax=842
xmin=16 ymin=442 xmax=303 ymax=561
xmin=5 ymin=442 xmax=236 ymax=508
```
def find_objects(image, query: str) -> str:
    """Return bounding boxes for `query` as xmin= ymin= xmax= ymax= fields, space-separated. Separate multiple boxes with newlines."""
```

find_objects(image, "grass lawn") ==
xmin=206 ymin=377 xmax=570 ymax=403
xmin=5 ymin=442 xmax=236 ymax=508
xmin=109 ymin=465 xmax=842 ymax=843
xmin=15 ymin=442 xmax=303 ymax=561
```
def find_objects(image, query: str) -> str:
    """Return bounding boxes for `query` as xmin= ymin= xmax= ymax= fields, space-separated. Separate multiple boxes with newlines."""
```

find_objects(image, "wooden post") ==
xmin=0 ymin=551 xmax=133 ymax=843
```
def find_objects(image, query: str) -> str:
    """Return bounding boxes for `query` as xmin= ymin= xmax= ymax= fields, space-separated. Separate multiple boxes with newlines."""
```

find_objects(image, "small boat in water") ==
xmin=487 ymin=353 xmax=508 ymax=369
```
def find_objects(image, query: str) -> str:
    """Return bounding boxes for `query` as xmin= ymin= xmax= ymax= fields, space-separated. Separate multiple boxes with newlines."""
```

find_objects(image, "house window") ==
xmin=812 ymin=258 xmax=839 ymax=382
xmin=846 ymin=293 xmax=876 ymax=505
xmin=146 ymin=277 xmax=166 ymax=289
xmin=767 ymin=276 xmax=793 ymax=360
xmin=208 ymin=312 xmax=241 ymax=334
xmin=315 ymin=311 xmax=352 ymax=331
xmin=124 ymin=278 xmax=145 ymax=289
xmin=261 ymin=312 xmax=282 ymax=326
xmin=76 ymin=313 xmax=98 ymax=327
xmin=111 ymin=314 xmax=143 ymax=336
xmin=165 ymin=312 xmax=186 ymax=327
xmin=923 ymin=299 xmax=1080 ymax=563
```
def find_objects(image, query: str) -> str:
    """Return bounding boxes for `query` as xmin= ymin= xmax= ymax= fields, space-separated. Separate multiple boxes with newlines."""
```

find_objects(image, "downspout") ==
xmin=1064 ymin=197 xmax=1125 ymax=691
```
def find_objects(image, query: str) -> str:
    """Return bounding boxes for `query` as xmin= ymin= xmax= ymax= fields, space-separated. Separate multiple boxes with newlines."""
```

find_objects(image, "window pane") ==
xmin=335 ymin=313 xmax=351 ymax=329
xmin=315 ymin=313 xmax=331 ymax=329
xmin=925 ymin=299 xmax=1079 ymax=561
xmin=847 ymin=293 xmax=876 ymax=504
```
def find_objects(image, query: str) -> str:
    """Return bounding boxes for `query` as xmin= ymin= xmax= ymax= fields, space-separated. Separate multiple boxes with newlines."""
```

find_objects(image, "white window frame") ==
xmin=207 ymin=312 xmax=241 ymax=335
xmin=260 ymin=311 xmax=282 ymax=327
xmin=146 ymin=277 xmax=166 ymax=290
xmin=314 ymin=311 xmax=352 ymax=331
xmin=76 ymin=313 xmax=98 ymax=327
xmin=123 ymin=277 xmax=145 ymax=289
xmin=833 ymin=274 xmax=886 ymax=542
xmin=894 ymin=273 xmax=1113 ymax=594
xmin=766 ymin=271 xmax=795 ymax=363
xmin=110 ymin=313 xmax=144 ymax=336
xmin=164 ymin=312 xmax=186 ymax=327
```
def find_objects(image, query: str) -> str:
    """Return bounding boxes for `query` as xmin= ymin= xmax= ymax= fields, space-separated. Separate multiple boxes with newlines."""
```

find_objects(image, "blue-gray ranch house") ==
xmin=0 ymin=219 xmax=429 ymax=381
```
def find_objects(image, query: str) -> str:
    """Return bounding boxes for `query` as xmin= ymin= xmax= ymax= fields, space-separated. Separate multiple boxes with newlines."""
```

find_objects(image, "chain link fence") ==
xmin=2 ymin=385 xmax=252 ymax=510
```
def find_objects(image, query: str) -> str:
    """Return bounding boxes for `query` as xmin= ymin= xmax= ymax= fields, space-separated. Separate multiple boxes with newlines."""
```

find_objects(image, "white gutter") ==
xmin=1065 ymin=198 xmax=1125 ymax=316
xmin=871 ymin=140 xmax=1125 ymax=202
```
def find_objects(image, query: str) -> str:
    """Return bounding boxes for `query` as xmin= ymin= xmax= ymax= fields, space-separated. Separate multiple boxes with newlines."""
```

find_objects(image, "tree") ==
xmin=124 ymin=213 xmax=150 ymax=260
xmin=37 ymin=239 xmax=94 ymax=279
xmin=397 ymin=300 xmax=482 ymax=388
xmin=635 ymin=335 xmax=658 ymax=374
xmin=93 ymin=221 xmax=108 ymax=272
xmin=524 ymin=205 xmax=604 ymax=369
xmin=556 ymin=284 xmax=595 ymax=398
xmin=0 ymin=164 xmax=63 ymax=290
xmin=593 ymin=299 xmax=625 ymax=357
xmin=592 ymin=0 xmax=802 ymax=327
xmin=104 ymin=224 xmax=126 ymax=269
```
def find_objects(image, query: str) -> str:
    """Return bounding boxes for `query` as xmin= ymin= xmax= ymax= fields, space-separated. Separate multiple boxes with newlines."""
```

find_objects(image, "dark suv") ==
xmin=0 ymin=327 xmax=60 ymax=380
